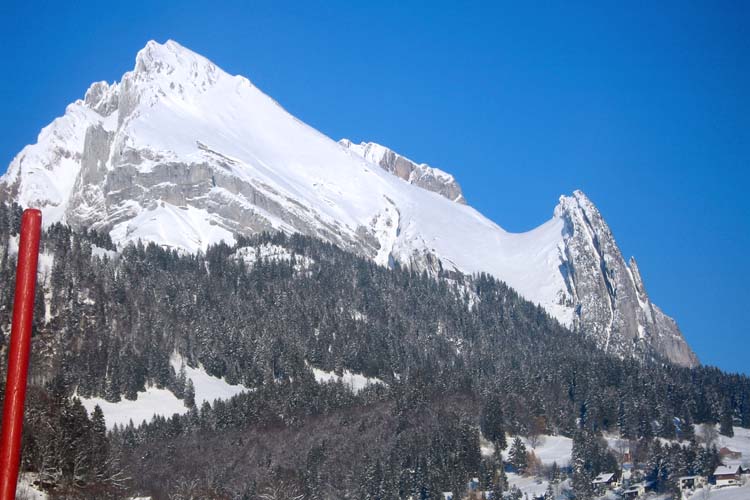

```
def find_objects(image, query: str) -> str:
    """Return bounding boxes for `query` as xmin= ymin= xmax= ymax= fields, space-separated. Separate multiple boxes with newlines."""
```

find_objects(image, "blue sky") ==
xmin=1 ymin=1 xmax=748 ymax=374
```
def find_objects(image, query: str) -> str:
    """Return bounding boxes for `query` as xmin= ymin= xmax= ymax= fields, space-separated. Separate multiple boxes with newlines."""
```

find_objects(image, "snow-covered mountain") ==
xmin=0 ymin=40 xmax=697 ymax=367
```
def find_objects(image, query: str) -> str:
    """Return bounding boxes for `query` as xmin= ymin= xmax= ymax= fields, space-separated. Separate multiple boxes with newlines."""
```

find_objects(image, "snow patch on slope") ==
xmin=696 ymin=425 xmax=750 ymax=467
xmin=307 ymin=362 xmax=385 ymax=393
xmin=110 ymin=203 xmax=236 ymax=251
xmin=688 ymin=483 xmax=750 ymax=500
xmin=77 ymin=353 xmax=251 ymax=429
xmin=234 ymin=243 xmax=314 ymax=270
xmin=17 ymin=473 xmax=48 ymax=500
xmin=169 ymin=352 xmax=249 ymax=406
xmin=78 ymin=387 xmax=188 ymax=429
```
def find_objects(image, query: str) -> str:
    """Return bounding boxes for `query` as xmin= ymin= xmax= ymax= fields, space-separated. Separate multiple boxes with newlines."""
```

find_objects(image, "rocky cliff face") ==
xmin=0 ymin=40 xmax=698 ymax=367
xmin=554 ymin=191 xmax=698 ymax=367
xmin=339 ymin=140 xmax=466 ymax=204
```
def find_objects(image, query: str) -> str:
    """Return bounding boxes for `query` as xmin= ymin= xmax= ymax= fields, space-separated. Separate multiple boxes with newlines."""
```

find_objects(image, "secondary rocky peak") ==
xmin=553 ymin=190 xmax=698 ymax=367
xmin=83 ymin=81 xmax=119 ymax=118
xmin=629 ymin=256 xmax=648 ymax=301
xmin=340 ymin=139 xmax=466 ymax=204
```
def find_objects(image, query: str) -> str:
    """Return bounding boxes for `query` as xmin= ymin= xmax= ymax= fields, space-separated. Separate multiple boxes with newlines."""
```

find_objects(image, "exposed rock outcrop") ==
xmin=340 ymin=140 xmax=466 ymax=204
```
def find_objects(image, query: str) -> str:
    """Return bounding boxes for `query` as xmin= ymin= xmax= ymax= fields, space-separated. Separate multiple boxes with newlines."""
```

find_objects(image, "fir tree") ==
xmin=508 ymin=437 xmax=528 ymax=474
xmin=719 ymin=402 xmax=734 ymax=437
xmin=480 ymin=393 xmax=507 ymax=450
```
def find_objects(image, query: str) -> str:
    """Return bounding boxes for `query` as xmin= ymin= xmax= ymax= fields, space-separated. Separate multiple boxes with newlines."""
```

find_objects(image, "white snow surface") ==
xmin=169 ymin=352 xmax=249 ymax=406
xmin=233 ymin=243 xmax=314 ymax=270
xmin=17 ymin=473 xmax=47 ymax=500
xmin=688 ymin=482 xmax=750 ymax=500
xmin=480 ymin=426 xmax=750 ymax=472
xmin=481 ymin=434 xmax=574 ymax=466
xmin=308 ymin=363 xmax=385 ymax=393
xmin=78 ymin=386 xmax=188 ymax=429
xmin=77 ymin=353 xmax=250 ymax=429
xmin=500 ymin=435 xmax=573 ymax=466
xmin=696 ymin=424 xmax=750 ymax=467
xmin=110 ymin=203 xmax=236 ymax=252
xmin=1 ymin=39 xmax=576 ymax=325
xmin=505 ymin=473 xmax=560 ymax=499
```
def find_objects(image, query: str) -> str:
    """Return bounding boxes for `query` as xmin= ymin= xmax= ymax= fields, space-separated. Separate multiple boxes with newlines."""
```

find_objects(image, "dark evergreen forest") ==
xmin=0 ymin=202 xmax=746 ymax=499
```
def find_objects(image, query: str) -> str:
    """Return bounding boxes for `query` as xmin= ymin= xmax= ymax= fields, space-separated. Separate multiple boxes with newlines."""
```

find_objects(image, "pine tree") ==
xmin=480 ymin=393 xmax=507 ymax=450
xmin=571 ymin=430 xmax=594 ymax=500
xmin=89 ymin=405 xmax=109 ymax=478
xmin=184 ymin=379 xmax=196 ymax=408
xmin=506 ymin=486 xmax=523 ymax=500
xmin=508 ymin=437 xmax=528 ymax=474
xmin=680 ymin=409 xmax=695 ymax=441
xmin=719 ymin=402 xmax=734 ymax=437
xmin=543 ymin=483 xmax=554 ymax=500
xmin=489 ymin=476 xmax=504 ymax=500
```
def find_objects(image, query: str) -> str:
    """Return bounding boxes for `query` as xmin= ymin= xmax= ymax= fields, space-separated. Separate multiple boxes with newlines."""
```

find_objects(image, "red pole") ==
xmin=0 ymin=209 xmax=41 ymax=500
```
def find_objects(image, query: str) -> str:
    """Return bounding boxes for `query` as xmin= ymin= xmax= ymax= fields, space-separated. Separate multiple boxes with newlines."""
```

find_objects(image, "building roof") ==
xmin=592 ymin=472 xmax=616 ymax=484
xmin=713 ymin=465 xmax=741 ymax=476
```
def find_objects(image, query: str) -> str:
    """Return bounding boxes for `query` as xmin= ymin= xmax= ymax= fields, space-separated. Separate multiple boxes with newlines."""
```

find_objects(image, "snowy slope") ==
xmin=78 ymin=354 xmax=251 ymax=429
xmin=688 ymin=483 xmax=750 ymax=500
xmin=695 ymin=425 xmax=750 ymax=468
xmin=308 ymin=364 xmax=385 ymax=393
xmin=483 ymin=434 xmax=574 ymax=466
xmin=0 ymin=40 xmax=696 ymax=366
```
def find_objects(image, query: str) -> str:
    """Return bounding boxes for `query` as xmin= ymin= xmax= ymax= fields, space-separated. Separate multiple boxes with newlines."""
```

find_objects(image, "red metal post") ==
xmin=0 ymin=209 xmax=41 ymax=500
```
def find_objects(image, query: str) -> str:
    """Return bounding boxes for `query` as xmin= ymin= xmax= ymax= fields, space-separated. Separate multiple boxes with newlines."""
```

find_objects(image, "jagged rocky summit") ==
xmin=0 ymin=40 xmax=698 ymax=367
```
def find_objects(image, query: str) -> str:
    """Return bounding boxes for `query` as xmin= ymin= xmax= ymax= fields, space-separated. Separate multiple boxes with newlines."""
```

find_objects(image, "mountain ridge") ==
xmin=0 ymin=39 xmax=697 ymax=367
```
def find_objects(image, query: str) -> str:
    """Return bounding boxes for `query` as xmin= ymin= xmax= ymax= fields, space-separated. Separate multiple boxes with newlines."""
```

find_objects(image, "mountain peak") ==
xmin=135 ymin=39 xmax=192 ymax=71
xmin=131 ymin=39 xmax=222 ymax=92
xmin=554 ymin=189 xmax=596 ymax=219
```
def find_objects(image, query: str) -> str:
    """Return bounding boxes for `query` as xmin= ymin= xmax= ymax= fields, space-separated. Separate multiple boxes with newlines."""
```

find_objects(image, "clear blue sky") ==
xmin=1 ymin=1 xmax=748 ymax=374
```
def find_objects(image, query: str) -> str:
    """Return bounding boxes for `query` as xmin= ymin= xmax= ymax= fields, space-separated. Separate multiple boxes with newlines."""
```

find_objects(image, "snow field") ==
xmin=78 ymin=353 xmax=251 ymax=429
xmin=308 ymin=363 xmax=385 ymax=393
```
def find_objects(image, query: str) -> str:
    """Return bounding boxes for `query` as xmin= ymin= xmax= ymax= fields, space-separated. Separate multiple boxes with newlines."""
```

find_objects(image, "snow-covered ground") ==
xmin=169 ymin=352 xmax=250 ymax=406
xmin=16 ymin=473 xmax=47 ymax=500
xmin=110 ymin=203 xmax=236 ymax=252
xmin=521 ymin=435 xmax=574 ymax=466
xmin=481 ymin=434 xmax=574 ymax=466
xmin=79 ymin=354 xmax=390 ymax=428
xmin=78 ymin=353 xmax=250 ymax=428
xmin=695 ymin=424 xmax=750 ymax=467
xmin=506 ymin=473 xmax=554 ymax=498
xmin=78 ymin=386 xmax=189 ymax=428
xmin=308 ymin=364 xmax=385 ymax=393
xmin=479 ymin=426 xmax=750 ymax=473
xmin=687 ymin=482 xmax=750 ymax=500
xmin=234 ymin=243 xmax=314 ymax=271
xmin=91 ymin=244 xmax=118 ymax=260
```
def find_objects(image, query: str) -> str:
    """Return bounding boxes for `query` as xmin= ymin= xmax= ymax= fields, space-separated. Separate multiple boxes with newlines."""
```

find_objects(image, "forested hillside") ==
xmin=0 ymin=201 xmax=747 ymax=499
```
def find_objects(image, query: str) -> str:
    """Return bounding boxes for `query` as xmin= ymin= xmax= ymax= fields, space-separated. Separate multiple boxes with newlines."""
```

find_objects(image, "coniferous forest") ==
xmin=0 ymin=201 xmax=747 ymax=499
